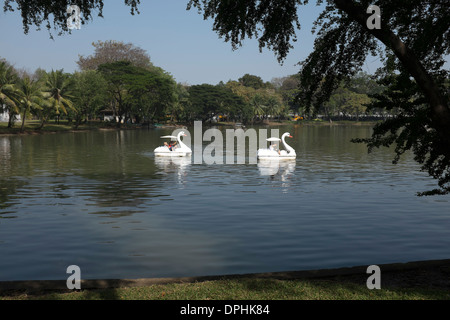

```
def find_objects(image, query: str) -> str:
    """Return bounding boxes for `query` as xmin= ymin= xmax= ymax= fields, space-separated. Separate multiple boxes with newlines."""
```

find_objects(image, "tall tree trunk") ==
xmin=7 ymin=111 xmax=15 ymax=128
xmin=20 ymin=109 xmax=27 ymax=132
xmin=38 ymin=114 xmax=47 ymax=130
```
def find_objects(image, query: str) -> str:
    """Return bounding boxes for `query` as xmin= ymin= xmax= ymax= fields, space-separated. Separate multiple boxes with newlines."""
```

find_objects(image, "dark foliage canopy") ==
xmin=3 ymin=0 xmax=140 ymax=36
xmin=188 ymin=84 xmax=246 ymax=121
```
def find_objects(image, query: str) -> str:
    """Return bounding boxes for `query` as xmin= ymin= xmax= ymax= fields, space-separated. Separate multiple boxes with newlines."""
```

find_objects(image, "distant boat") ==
xmin=257 ymin=132 xmax=296 ymax=160
xmin=154 ymin=131 xmax=192 ymax=157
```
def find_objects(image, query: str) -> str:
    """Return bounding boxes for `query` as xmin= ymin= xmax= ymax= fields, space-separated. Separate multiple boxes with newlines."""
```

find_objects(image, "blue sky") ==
xmin=0 ymin=1 xmax=382 ymax=85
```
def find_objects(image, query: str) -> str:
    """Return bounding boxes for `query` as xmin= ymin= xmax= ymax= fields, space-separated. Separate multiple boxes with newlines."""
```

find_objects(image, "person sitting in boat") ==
xmin=163 ymin=141 xmax=175 ymax=151
xmin=269 ymin=143 xmax=281 ymax=155
xmin=168 ymin=141 xmax=177 ymax=151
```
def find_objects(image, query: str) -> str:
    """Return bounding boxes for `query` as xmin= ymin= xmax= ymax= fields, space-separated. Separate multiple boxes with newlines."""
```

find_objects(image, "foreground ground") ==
xmin=1 ymin=260 xmax=449 ymax=300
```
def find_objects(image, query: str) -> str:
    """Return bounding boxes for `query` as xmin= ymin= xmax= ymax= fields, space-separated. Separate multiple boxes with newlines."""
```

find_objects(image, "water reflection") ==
xmin=0 ymin=137 xmax=11 ymax=174
xmin=258 ymin=159 xmax=296 ymax=192
xmin=0 ymin=137 xmax=28 ymax=215
xmin=154 ymin=156 xmax=191 ymax=186
xmin=77 ymin=173 xmax=161 ymax=218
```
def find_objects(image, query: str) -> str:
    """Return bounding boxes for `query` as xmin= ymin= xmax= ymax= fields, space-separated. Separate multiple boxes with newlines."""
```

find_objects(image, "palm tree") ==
xmin=16 ymin=77 xmax=44 ymax=132
xmin=167 ymin=83 xmax=190 ymax=123
xmin=251 ymin=93 xmax=266 ymax=122
xmin=41 ymin=69 xmax=75 ymax=128
xmin=266 ymin=96 xmax=281 ymax=120
xmin=0 ymin=60 xmax=20 ymax=128
xmin=277 ymin=104 xmax=291 ymax=121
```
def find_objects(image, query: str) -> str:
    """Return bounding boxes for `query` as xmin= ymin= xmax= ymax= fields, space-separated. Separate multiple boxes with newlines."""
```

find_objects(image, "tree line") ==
xmin=1 ymin=41 xmax=392 ymax=131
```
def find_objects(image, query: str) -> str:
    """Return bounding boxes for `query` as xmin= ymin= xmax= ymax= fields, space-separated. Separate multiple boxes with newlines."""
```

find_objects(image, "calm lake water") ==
xmin=0 ymin=124 xmax=449 ymax=281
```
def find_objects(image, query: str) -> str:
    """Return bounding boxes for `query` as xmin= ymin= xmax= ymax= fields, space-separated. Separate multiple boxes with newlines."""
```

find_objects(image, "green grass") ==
xmin=0 ymin=120 xmax=117 ymax=134
xmin=1 ymin=278 xmax=449 ymax=300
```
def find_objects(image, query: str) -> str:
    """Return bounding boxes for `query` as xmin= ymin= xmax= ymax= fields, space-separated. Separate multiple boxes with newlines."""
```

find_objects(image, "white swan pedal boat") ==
xmin=154 ymin=131 xmax=192 ymax=157
xmin=257 ymin=132 xmax=296 ymax=160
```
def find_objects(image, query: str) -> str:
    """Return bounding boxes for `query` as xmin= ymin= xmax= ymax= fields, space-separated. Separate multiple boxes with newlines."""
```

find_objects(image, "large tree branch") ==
xmin=333 ymin=0 xmax=450 ymax=136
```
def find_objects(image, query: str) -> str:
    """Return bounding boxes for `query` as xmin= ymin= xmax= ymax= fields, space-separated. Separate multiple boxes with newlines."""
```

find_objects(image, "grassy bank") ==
xmin=0 ymin=119 xmax=378 ymax=135
xmin=1 ymin=277 xmax=449 ymax=301
xmin=0 ymin=120 xmax=147 ymax=135
xmin=0 ymin=120 xmax=101 ymax=134
xmin=2 ymin=260 xmax=450 ymax=300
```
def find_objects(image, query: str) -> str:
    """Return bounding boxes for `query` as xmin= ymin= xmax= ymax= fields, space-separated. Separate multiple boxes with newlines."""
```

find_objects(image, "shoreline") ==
xmin=1 ymin=258 xmax=449 ymax=294
xmin=0 ymin=120 xmax=378 ymax=136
